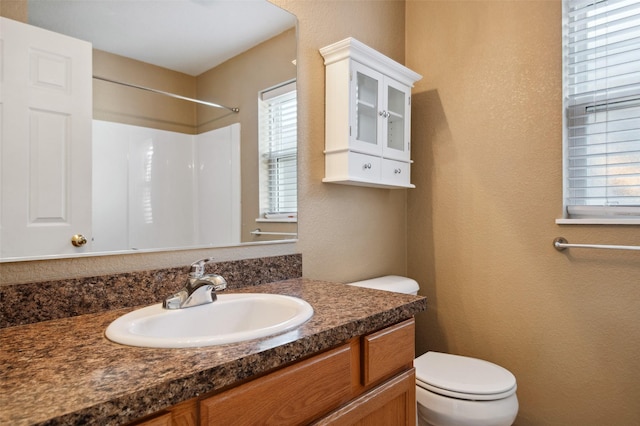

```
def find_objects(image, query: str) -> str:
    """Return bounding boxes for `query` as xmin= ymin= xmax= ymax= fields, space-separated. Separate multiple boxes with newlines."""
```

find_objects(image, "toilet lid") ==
xmin=349 ymin=275 xmax=419 ymax=294
xmin=414 ymin=352 xmax=517 ymax=401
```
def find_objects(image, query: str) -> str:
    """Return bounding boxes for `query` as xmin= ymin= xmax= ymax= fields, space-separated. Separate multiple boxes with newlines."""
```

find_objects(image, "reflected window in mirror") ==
xmin=258 ymin=81 xmax=298 ymax=222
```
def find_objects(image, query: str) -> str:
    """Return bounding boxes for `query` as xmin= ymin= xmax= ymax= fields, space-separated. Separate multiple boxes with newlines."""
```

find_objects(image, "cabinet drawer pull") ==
xmin=394 ymin=168 xmax=401 ymax=174
xmin=363 ymin=163 xmax=372 ymax=170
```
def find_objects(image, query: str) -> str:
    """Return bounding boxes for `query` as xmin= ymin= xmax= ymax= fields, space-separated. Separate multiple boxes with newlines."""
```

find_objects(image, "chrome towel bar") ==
xmin=554 ymin=237 xmax=640 ymax=252
xmin=251 ymin=229 xmax=297 ymax=237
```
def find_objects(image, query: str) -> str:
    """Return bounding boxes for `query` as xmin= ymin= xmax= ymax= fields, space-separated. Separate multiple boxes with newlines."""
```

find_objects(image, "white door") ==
xmin=0 ymin=17 xmax=92 ymax=259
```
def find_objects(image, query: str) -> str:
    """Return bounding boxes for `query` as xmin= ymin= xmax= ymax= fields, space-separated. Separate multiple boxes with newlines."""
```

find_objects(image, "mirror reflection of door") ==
xmin=0 ymin=17 xmax=93 ymax=258
xmin=0 ymin=1 xmax=297 ymax=261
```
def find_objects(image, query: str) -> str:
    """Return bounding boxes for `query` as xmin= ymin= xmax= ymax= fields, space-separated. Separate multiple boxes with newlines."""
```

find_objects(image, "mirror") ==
xmin=0 ymin=0 xmax=297 ymax=261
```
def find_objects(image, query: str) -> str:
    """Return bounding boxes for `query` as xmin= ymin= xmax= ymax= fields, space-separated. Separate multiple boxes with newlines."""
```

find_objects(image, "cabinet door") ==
xmin=382 ymin=78 xmax=412 ymax=162
xmin=200 ymin=344 xmax=353 ymax=425
xmin=350 ymin=61 xmax=384 ymax=156
xmin=312 ymin=369 xmax=416 ymax=426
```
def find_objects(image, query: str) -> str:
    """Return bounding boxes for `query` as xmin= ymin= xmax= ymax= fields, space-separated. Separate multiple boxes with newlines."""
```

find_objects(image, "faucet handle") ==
xmin=189 ymin=257 xmax=216 ymax=277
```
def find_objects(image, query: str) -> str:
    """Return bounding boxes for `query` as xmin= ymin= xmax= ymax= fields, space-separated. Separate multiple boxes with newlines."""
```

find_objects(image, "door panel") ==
xmin=1 ymin=17 xmax=92 ymax=259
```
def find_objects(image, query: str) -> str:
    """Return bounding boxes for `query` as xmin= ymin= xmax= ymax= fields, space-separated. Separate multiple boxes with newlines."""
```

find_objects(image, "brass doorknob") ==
xmin=71 ymin=234 xmax=87 ymax=247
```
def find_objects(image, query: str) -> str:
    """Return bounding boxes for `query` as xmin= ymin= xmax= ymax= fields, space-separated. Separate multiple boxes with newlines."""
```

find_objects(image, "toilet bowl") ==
xmin=348 ymin=276 xmax=519 ymax=426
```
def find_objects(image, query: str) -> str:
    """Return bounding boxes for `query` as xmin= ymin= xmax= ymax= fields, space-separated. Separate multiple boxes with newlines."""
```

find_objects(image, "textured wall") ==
xmin=273 ymin=0 xmax=410 ymax=282
xmin=406 ymin=1 xmax=640 ymax=424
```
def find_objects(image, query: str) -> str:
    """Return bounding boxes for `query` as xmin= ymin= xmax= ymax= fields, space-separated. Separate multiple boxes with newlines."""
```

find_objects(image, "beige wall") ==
xmin=0 ymin=0 xmax=25 ymax=21
xmin=93 ymin=50 xmax=197 ymax=134
xmin=406 ymin=1 xmax=640 ymax=424
xmin=273 ymin=0 xmax=410 ymax=283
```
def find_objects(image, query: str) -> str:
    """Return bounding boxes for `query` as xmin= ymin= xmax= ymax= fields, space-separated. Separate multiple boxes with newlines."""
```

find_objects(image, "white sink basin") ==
xmin=105 ymin=293 xmax=313 ymax=348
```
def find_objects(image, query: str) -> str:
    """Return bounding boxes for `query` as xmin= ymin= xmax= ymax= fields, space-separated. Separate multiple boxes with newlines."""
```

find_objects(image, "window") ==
xmin=258 ymin=81 xmax=297 ymax=221
xmin=560 ymin=0 xmax=640 ymax=223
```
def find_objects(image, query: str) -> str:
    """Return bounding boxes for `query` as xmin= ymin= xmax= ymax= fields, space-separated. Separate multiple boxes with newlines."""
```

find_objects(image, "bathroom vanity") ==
xmin=145 ymin=317 xmax=416 ymax=425
xmin=0 ymin=279 xmax=425 ymax=425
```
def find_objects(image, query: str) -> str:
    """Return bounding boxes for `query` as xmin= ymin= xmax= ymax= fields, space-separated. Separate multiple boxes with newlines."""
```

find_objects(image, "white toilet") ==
xmin=349 ymin=276 xmax=519 ymax=426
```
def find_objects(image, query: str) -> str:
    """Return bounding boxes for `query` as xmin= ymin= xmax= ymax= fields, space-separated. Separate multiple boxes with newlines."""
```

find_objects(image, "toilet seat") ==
xmin=415 ymin=352 xmax=517 ymax=401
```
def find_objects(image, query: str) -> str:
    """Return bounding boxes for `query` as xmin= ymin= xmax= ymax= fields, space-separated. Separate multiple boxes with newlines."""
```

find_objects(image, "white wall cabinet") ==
xmin=320 ymin=38 xmax=421 ymax=188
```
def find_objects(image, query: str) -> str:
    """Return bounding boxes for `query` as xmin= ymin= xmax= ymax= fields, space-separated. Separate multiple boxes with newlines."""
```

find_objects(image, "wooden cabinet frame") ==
xmin=133 ymin=318 xmax=416 ymax=426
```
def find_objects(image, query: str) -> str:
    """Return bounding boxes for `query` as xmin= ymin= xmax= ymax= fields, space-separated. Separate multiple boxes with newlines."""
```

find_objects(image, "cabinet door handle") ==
xmin=378 ymin=110 xmax=390 ymax=118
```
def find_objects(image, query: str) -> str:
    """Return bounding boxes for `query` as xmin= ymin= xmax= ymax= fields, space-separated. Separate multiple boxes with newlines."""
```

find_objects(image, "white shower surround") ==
xmin=92 ymin=121 xmax=240 ymax=253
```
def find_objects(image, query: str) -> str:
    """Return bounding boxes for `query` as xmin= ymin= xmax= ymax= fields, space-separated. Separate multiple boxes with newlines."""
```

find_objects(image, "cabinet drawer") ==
xmin=130 ymin=412 xmax=172 ymax=426
xmin=312 ymin=368 xmax=416 ymax=426
xmin=362 ymin=318 xmax=415 ymax=386
xmin=348 ymin=151 xmax=381 ymax=182
xmin=381 ymin=159 xmax=412 ymax=187
xmin=200 ymin=343 xmax=353 ymax=425
xmin=129 ymin=399 xmax=197 ymax=426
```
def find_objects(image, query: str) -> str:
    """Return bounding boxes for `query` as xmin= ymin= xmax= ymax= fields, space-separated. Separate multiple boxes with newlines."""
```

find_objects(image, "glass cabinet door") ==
xmin=350 ymin=61 xmax=384 ymax=155
xmin=383 ymin=79 xmax=411 ymax=161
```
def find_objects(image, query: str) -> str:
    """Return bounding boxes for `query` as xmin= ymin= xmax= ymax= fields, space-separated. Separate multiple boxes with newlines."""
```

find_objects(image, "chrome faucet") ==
xmin=162 ymin=258 xmax=227 ymax=309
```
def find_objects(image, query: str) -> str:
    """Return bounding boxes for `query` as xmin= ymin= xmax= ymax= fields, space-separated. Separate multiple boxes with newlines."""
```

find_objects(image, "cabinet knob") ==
xmin=71 ymin=234 xmax=87 ymax=247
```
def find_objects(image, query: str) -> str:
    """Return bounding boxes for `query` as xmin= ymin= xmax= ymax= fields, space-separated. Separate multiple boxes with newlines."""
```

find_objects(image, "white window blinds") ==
xmin=563 ymin=0 xmax=640 ymax=220
xmin=258 ymin=81 xmax=297 ymax=219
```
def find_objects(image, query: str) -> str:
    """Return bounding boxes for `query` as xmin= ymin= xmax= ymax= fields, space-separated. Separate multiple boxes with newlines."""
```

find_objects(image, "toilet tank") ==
xmin=349 ymin=275 xmax=419 ymax=295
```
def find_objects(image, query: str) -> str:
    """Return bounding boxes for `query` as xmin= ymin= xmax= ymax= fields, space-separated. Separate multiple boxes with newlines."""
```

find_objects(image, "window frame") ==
xmin=257 ymin=80 xmax=298 ymax=223
xmin=558 ymin=0 xmax=640 ymax=225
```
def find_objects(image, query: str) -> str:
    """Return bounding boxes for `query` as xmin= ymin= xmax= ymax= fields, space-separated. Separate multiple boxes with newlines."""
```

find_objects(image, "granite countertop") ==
xmin=0 ymin=278 xmax=426 ymax=426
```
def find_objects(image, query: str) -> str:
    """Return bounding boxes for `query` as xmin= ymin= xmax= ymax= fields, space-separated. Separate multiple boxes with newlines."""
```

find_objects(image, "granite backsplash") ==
xmin=0 ymin=254 xmax=302 ymax=328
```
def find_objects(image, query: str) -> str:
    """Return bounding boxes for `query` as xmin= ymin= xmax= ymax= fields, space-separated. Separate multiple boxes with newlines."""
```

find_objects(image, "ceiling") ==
xmin=27 ymin=0 xmax=296 ymax=76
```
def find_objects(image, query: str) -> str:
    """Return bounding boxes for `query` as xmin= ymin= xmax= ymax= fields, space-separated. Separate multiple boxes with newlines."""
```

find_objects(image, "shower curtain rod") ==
xmin=93 ymin=75 xmax=239 ymax=113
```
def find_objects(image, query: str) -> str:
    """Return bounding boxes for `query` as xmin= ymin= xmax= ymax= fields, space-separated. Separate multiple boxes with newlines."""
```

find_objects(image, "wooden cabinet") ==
xmin=200 ymin=344 xmax=354 ymax=425
xmin=131 ymin=399 xmax=198 ymax=426
xmin=312 ymin=369 xmax=416 ymax=426
xmin=132 ymin=318 xmax=416 ymax=426
xmin=362 ymin=318 xmax=416 ymax=387
xmin=320 ymin=38 xmax=422 ymax=189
